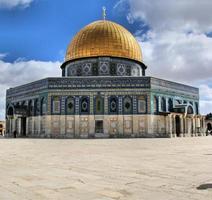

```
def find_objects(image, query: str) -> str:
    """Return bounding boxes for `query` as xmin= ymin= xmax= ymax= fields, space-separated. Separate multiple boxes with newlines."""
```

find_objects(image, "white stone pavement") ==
xmin=0 ymin=137 xmax=212 ymax=200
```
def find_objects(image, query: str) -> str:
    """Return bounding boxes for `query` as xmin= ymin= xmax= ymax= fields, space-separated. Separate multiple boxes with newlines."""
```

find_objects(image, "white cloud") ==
xmin=0 ymin=59 xmax=61 ymax=120
xmin=0 ymin=0 xmax=34 ymax=9
xmin=140 ymin=31 xmax=212 ymax=83
xmin=199 ymin=84 xmax=212 ymax=101
xmin=200 ymin=100 xmax=212 ymax=116
xmin=128 ymin=0 xmax=212 ymax=33
xmin=199 ymin=85 xmax=212 ymax=115
xmin=115 ymin=0 xmax=212 ymax=114
xmin=113 ymin=0 xmax=126 ymax=10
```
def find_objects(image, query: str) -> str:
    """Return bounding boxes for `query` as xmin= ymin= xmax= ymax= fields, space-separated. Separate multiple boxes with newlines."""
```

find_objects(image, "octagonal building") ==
xmin=6 ymin=20 xmax=206 ymax=138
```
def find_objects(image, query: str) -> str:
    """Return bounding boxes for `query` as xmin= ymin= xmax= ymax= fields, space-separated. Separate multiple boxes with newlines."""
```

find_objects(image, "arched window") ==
xmin=161 ymin=97 xmax=166 ymax=112
xmin=7 ymin=106 xmax=14 ymax=116
xmin=154 ymin=96 xmax=159 ymax=113
xmin=34 ymin=99 xmax=39 ymax=116
xmin=80 ymin=97 xmax=89 ymax=114
xmin=28 ymin=100 xmax=33 ymax=116
xmin=41 ymin=97 xmax=47 ymax=115
xmin=66 ymin=97 xmax=75 ymax=114
xmin=51 ymin=96 xmax=60 ymax=114
xmin=109 ymin=96 xmax=118 ymax=114
xmin=131 ymin=65 xmax=140 ymax=76
xmin=187 ymin=105 xmax=194 ymax=114
xmin=94 ymin=96 xmax=104 ymax=114
xmin=168 ymin=98 xmax=173 ymax=112
xmin=195 ymin=102 xmax=199 ymax=115
xmin=123 ymin=96 xmax=132 ymax=114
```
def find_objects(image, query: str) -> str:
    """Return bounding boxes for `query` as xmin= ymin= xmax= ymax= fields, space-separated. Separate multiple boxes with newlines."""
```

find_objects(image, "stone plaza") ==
xmin=0 ymin=137 xmax=212 ymax=199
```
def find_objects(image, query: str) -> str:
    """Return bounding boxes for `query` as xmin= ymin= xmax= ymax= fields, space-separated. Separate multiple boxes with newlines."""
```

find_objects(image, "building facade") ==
xmin=5 ymin=20 xmax=206 ymax=138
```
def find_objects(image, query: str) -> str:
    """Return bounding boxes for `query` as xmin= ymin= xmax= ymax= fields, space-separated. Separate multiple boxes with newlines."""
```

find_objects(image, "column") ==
xmin=202 ymin=117 xmax=206 ymax=136
xmin=166 ymin=97 xmax=169 ymax=113
xmin=60 ymin=115 xmax=66 ymax=136
xmin=61 ymin=96 xmax=66 ymax=115
xmin=26 ymin=117 xmax=29 ymax=136
xmin=184 ymin=117 xmax=187 ymax=137
xmin=192 ymin=117 xmax=196 ymax=136
xmin=37 ymin=116 xmax=41 ymax=136
xmin=104 ymin=95 xmax=108 ymax=114
xmin=89 ymin=94 xmax=93 ymax=115
xmin=74 ymin=96 xmax=80 ymax=138
xmin=172 ymin=115 xmax=176 ymax=137
xmin=132 ymin=96 xmax=137 ymax=114
xmin=45 ymin=115 xmax=51 ymax=136
xmin=118 ymin=96 xmax=123 ymax=115
xmin=146 ymin=94 xmax=151 ymax=114
xmin=180 ymin=115 xmax=184 ymax=137
xmin=89 ymin=115 xmax=95 ymax=137
xmin=74 ymin=115 xmax=80 ymax=138
xmin=158 ymin=96 xmax=161 ymax=112
xmin=169 ymin=114 xmax=173 ymax=137
xmin=118 ymin=115 xmax=124 ymax=136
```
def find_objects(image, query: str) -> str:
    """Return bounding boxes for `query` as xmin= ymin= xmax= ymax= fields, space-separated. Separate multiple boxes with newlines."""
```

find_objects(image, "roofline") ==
xmin=60 ymin=56 xmax=146 ymax=69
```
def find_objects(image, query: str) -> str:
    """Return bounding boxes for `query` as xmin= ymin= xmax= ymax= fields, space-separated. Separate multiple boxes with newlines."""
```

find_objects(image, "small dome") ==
xmin=66 ymin=20 xmax=142 ymax=63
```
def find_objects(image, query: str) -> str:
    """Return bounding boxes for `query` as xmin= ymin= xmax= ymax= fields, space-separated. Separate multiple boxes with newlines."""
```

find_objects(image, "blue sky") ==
xmin=0 ymin=0 xmax=212 ymax=119
xmin=0 ymin=0 xmax=143 ymax=62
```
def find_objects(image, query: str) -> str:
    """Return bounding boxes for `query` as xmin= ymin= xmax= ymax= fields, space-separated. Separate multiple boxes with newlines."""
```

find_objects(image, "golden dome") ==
xmin=66 ymin=20 xmax=142 ymax=63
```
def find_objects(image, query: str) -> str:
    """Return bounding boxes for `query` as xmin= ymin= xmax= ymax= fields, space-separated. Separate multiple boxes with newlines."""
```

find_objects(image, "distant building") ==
xmin=0 ymin=121 xmax=5 ymax=136
xmin=5 ymin=19 xmax=206 ymax=138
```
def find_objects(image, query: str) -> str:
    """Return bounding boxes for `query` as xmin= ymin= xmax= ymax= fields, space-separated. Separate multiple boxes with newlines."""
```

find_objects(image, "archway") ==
xmin=0 ymin=124 xmax=3 ymax=135
xmin=6 ymin=106 xmax=15 ymax=137
xmin=95 ymin=120 xmax=103 ymax=133
xmin=21 ymin=117 xmax=27 ymax=137
xmin=168 ymin=98 xmax=173 ymax=112
xmin=7 ymin=106 xmax=14 ymax=116
xmin=187 ymin=106 xmax=194 ymax=114
xmin=207 ymin=123 xmax=212 ymax=135
xmin=175 ymin=116 xmax=181 ymax=137
xmin=153 ymin=96 xmax=159 ymax=114
xmin=161 ymin=97 xmax=166 ymax=112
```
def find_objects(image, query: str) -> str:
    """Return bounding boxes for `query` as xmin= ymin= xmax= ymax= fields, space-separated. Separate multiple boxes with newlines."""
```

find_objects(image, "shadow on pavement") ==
xmin=197 ymin=183 xmax=212 ymax=190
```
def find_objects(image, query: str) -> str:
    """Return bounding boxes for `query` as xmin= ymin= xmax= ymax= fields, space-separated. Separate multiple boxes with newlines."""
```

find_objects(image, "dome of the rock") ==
xmin=65 ymin=20 xmax=142 ymax=63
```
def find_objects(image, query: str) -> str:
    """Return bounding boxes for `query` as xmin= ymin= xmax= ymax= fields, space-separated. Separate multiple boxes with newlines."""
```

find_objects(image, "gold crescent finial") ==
xmin=102 ymin=6 xmax=106 ymax=20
